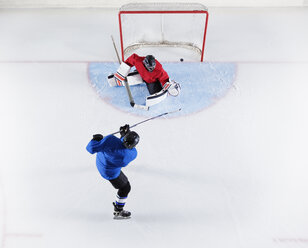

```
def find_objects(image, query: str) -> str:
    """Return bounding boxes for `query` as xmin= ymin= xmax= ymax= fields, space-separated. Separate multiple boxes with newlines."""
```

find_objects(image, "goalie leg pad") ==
xmin=107 ymin=71 xmax=144 ymax=87
xmin=146 ymin=89 xmax=168 ymax=106
xmin=108 ymin=74 xmax=124 ymax=86
xmin=127 ymin=72 xmax=144 ymax=86
xmin=107 ymin=74 xmax=118 ymax=87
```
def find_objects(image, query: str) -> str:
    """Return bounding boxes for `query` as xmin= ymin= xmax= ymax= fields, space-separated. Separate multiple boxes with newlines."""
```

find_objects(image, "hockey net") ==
xmin=118 ymin=3 xmax=209 ymax=62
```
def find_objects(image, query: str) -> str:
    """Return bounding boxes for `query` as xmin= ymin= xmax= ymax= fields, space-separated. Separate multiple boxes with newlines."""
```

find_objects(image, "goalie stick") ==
xmin=111 ymin=35 xmax=149 ymax=111
xmin=108 ymin=108 xmax=181 ymax=136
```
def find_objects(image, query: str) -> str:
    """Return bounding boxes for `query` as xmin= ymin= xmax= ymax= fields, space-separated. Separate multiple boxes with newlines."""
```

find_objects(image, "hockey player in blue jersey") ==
xmin=86 ymin=124 xmax=139 ymax=219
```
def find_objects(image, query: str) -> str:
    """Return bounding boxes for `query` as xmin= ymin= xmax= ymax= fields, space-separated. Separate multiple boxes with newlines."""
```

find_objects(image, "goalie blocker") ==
xmin=114 ymin=62 xmax=130 ymax=86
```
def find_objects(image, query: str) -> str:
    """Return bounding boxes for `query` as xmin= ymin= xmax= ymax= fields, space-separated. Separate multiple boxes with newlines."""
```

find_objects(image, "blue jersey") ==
xmin=86 ymin=135 xmax=137 ymax=180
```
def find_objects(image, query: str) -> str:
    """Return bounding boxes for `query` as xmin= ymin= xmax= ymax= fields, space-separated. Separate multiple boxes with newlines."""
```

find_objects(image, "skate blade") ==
xmin=113 ymin=215 xmax=131 ymax=220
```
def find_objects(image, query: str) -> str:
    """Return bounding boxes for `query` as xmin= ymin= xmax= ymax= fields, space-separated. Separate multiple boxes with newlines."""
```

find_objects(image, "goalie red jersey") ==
xmin=125 ymin=53 xmax=169 ymax=86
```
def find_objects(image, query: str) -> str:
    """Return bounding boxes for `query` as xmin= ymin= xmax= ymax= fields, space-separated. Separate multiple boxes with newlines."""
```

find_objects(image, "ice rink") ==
xmin=1 ymin=6 xmax=308 ymax=248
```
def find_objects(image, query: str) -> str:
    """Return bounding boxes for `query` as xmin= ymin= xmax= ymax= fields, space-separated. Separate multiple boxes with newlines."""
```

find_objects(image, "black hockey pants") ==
xmin=109 ymin=171 xmax=131 ymax=198
xmin=145 ymin=80 xmax=163 ymax=95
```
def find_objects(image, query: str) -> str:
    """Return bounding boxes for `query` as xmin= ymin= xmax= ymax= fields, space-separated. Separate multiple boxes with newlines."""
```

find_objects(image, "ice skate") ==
xmin=113 ymin=202 xmax=131 ymax=219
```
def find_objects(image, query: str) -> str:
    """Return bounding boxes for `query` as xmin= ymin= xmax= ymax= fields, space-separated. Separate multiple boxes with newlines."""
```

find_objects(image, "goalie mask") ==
xmin=143 ymin=55 xmax=156 ymax=72
xmin=123 ymin=131 xmax=140 ymax=149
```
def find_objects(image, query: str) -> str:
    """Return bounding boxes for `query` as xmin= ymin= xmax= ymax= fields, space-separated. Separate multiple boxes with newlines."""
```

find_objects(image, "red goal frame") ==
xmin=118 ymin=8 xmax=209 ymax=62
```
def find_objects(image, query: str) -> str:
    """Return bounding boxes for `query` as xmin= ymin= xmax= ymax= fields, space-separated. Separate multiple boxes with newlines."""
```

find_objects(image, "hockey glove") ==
xmin=168 ymin=80 xmax=181 ymax=96
xmin=120 ymin=124 xmax=130 ymax=137
xmin=114 ymin=62 xmax=131 ymax=86
xmin=92 ymin=134 xmax=104 ymax=141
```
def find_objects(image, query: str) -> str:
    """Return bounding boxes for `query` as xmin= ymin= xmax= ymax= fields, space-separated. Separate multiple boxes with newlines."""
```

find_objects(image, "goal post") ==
xmin=118 ymin=3 xmax=209 ymax=62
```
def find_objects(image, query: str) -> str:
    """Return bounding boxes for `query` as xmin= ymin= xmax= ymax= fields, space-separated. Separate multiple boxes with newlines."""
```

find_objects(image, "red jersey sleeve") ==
xmin=156 ymin=61 xmax=169 ymax=86
xmin=124 ymin=53 xmax=143 ymax=67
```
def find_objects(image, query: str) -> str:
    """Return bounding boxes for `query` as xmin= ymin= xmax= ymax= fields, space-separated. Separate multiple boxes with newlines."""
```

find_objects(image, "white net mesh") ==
xmin=120 ymin=2 xmax=207 ymax=11
xmin=119 ymin=3 xmax=208 ymax=61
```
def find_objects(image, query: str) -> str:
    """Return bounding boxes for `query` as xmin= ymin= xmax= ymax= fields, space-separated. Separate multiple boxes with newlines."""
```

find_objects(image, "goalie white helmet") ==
xmin=168 ymin=80 xmax=181 ymax=97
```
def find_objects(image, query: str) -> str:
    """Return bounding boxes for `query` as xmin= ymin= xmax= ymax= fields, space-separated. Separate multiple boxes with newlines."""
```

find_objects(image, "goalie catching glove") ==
xmin=164 ymin=80 xmax=181 ymax=97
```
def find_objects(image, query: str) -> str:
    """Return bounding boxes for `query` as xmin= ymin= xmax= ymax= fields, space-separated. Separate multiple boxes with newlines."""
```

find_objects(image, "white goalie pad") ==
xmin=114 ymin=62 xmax=131 ymax=86
xmin=127 ymin=71 xmax=144 ymax=86
xmin=145 ymin=80 xmax=181 ymax=106
xmin=146 ymin=89 xmax=168 ymax=106
xmin=108 ymin=71 xmax=144 ymax=87
xmin=108 ymin=74 xmax=118 ymax=86
xmin=117 ymin=62 xmax=131 ymax=78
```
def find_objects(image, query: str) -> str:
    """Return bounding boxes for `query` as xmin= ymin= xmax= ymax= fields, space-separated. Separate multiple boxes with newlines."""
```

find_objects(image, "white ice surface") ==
xmin=0 ymin=7 xmax=308 ymax=248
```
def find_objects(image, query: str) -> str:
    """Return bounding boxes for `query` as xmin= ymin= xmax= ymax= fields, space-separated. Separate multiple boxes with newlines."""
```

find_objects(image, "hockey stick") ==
xmin=111 ymin=35 xmax=121 ymax=64
xmin=111 ymin=35 xmax=149 ymax=111
xmin=109 ymin=108 xmax=181 ymax=136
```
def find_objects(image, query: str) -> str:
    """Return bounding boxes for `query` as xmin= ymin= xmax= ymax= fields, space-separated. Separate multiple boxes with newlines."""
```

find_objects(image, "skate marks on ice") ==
xmin=88 ymin=62 xmax=236 ymax=117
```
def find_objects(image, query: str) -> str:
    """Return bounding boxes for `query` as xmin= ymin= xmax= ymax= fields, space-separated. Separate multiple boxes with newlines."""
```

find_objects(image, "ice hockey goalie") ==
xmin=108 ymin=53 xmax=181 ymax=106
